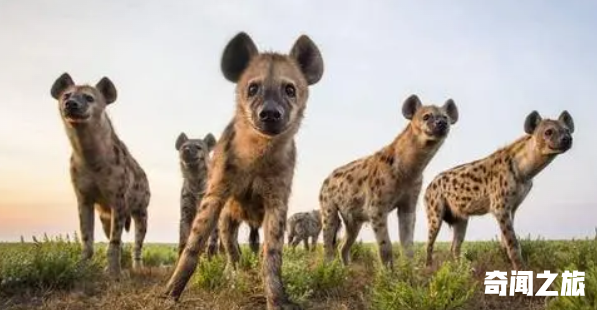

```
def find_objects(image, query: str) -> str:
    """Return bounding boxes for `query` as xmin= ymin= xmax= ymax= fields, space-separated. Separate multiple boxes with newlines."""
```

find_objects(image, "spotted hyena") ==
xmin=425 ymin=110 xmax=574 ymax=270
xmin=51 ymin=73 xmax=150 ymax=277
xmin=163 ymin=32 xmax=324 ymax=310
xmin=287 ymin=210 xmax=322 ymax=251
xmin=320 ymin=95 xmax=458 ymax=268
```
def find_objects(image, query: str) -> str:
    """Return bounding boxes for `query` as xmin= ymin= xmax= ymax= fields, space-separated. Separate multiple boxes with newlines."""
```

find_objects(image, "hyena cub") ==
xmin=321 ymin=95 xmax=458 ymax=268
xmin=425 ymin=110 xmax=574 ymax=270
xmin=51 ymin=73 xmax=150 ymax=277
xmin=287 ymin=210 xmax=322 ymax=251
xmin=163 ymin=32 xmax=324 ymax=310
xmin=175 ymin=132 xmax=219 ymax=257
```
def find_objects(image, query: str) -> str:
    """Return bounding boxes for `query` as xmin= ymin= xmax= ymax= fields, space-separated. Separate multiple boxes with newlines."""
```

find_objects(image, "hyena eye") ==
xmin=545 ymin=129 xmax=553 ymax=136
xmin=285 ymin=84 xmax=296 ymax=98
xmin=83 ymin=94 xmax=94 ymax=103
xmin=62 ymin=93 xmax=71 ymax=100
xmin=422 ymin=114 xmax=431 ymax=121
xmin=247 ymin=83 xmax=260 ymax=97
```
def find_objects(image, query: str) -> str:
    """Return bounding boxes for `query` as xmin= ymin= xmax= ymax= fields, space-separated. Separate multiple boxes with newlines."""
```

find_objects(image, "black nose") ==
xmin=258 ymin=102 xmax=283 ymax=122
xmin=65 ymin=100 xmax=80 ymax=110
xmin=435 ymin=119 xmax=447 ymax=131
xmin=561 ymin=135 xmax=572 ymax=147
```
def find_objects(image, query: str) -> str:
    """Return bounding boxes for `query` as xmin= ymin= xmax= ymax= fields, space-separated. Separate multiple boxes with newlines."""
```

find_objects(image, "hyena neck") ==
xmin=66 ymin=115 xmax=116 ymax=165
xmin=388 ymin=123 xmax=443 ymax=177
xmin=181 ymin=163 xmax=207 ymax=190
xmin=507 ymin=135 xmax=556 ymax=182
xmin=232 ymin=116 xmax=296 ymax=164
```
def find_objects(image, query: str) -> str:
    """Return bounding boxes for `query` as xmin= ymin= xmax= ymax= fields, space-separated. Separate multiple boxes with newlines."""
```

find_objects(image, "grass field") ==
xmin=0 ymin=234 xmax=595 ymax=310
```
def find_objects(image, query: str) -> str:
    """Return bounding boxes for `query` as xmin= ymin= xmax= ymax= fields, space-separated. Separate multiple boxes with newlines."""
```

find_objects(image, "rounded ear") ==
xmin=204 ymin=133 xmax=217 ymax=151
xmin=290 ymin=35 xmax=324 ymax=85
xmin=51 ymin=73 xmax=74 ymax=99
xmin=402 ymin=94 xmax=422 ymax=120
xmin=443 ymin=99 xmax=459 ymax=124
xmin=558 ymin=110 xmax=574 ymax=133
xmin=95 ymin=77 xmax=117 ymax=104
xmin=524 ymin=111 xmax=542 ymax=134
xmin=221 ymin=32 xmax=259 ymax=83
xmin=175 ymin=132 xmax=188 ymax=150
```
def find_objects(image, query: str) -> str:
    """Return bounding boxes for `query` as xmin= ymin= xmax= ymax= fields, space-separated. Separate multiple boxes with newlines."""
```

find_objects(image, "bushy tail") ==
xmin=321 ymin=202 xmax=341 ymax=249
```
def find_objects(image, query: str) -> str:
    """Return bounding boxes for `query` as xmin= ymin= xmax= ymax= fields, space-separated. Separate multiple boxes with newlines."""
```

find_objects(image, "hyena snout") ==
xmin=558 ymin=133 xmax=572 ymax=151
xmin=255 ymin=100 xmax=287 ymax=135
xmin=180 ymin=145 xmax=204 ymax=162
xmin=63 ymin=96 xmax=91 ymax=120
xmin=432 ymin=117 xmax=449 ymax=135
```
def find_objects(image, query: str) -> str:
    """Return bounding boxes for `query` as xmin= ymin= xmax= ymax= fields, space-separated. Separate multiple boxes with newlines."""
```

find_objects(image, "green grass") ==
xmin=0 ymin=234 xmax=596 ymax=310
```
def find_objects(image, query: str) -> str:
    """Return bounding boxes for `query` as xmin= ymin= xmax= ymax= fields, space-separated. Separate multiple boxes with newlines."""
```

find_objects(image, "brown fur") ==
xmin=51 ymin=73 xmax=150 ymax=278
xmin=320 ymin=95 xmax=459 ymax=268
xmin=424 ymin=110 xmax=575 ymax=270
xmin=162 ymin=32 xmax=324 ymax=310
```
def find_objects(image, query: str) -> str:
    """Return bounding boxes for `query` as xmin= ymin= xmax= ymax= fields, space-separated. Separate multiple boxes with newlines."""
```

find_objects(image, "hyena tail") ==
xmin=321 ymin=202 xmax=341 ymax=249
xmin=124 ymin=215 xmax=131 ymax=232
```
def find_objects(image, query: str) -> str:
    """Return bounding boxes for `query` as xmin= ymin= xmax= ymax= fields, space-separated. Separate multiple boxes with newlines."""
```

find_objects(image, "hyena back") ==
xmin=425 ymin=110 xmax=574 ymax=270
xmin=163 ymin=32 xmax=324 ymax=310
xmin=287 ymin=210 xmax=322 ymax=251
xmin=51 ymin=73 xmax=150 ymax=277
xmin=320 ymin=95 xmax=458 ymax=268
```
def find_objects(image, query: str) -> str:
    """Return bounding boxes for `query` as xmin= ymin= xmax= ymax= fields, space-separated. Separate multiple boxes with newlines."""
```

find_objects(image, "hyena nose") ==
xmin=435 ymin=119 xmax=447 ymax=130
xmin=561 ymin=135 xmax=572 ymax=147
xmin=65 ymin=100 xmax=80 ymax=110
xmin=258 ymin=101 xmax=283 ymax=122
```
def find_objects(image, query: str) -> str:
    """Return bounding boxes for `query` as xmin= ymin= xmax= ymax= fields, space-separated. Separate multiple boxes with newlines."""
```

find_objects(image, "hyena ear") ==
xmin=402 ymin=94 xmax=422 ymax=120
xmin=176 ymin=132 xmax=188 ymax=150
xmin=524 ymin=110 xmax=542 ymax=134
xmin=51 ymin=73 xmax=74 ymax=100
xmin=290 ymin=35 xmax=324 ymax=85
xmin=95 ymin=77 xmax=117 ymax=104
xmin=221 ymin=32 xmax=259 ymax=83
xmin=443 ymin=99 xmax=459 ymax=124
xmin=204 ymin=133 xmax=217 ymax=151
xmin=558 ymin=110 xmax=574 ymax=133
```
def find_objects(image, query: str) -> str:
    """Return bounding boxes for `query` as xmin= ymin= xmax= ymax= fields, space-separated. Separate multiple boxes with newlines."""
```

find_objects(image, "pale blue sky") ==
xmin=0 ymin=1 xmax=595 ymax=244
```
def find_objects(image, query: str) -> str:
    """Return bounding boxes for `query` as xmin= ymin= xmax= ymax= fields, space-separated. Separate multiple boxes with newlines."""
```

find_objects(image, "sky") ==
xmin=0 ymin=1 xmax=596 ymax=244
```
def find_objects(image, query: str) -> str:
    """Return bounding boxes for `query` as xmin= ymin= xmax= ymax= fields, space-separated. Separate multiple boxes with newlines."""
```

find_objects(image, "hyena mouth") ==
xmin=256 ymin=121 xmax=286 ymax=136
xmin=63 ymin=112 xmax=90 ymax=123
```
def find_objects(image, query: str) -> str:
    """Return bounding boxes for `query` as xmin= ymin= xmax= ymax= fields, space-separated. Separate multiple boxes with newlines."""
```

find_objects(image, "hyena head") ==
xmin=221 ymin=32 xmax=324 ymax=137
xmin=402 ymin=94 xmax=459 ymax=142
xmin=175 ymin=132 xmax=217 ymax=169
xmin=524 ymin=110 xmax=574 ymax=155
xmin=51 ymin=73 xmax=117 ymax=126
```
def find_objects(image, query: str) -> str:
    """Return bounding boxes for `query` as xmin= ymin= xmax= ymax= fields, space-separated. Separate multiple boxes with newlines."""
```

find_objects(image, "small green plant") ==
xmin=191 ymin=255 xmax=228 ymax=291
xmin=547 ymin=263 xmax=597 ymax=310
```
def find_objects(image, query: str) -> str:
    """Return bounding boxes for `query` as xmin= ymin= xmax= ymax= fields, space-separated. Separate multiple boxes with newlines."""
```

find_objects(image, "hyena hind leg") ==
xmin=132 ymin=208 xmax=148 ymax=269
xmin=425 ymin=195 xmax=445 ymax=267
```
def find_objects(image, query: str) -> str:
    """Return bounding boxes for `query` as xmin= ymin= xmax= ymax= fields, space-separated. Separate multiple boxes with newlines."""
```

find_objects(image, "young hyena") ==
xmin=162 ymin=32 xmax=324 ymax=310
xmin=321 ymin=95 xmax=458 ymax=268
xmin=51 ymin=73 xmax=150 ymax=277
xmin=425 ymin=110 xmax=574 ymax=271
xmin=287 ymin=210 xmax=322 ymax=251
xmin=175 ymin=132 xmax=219 ymax=257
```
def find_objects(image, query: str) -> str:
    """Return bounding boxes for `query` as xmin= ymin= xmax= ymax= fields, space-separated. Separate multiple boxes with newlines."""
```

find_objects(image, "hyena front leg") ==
xmin=371 ymin=211 xmax=393 ymax=269
xmin=450 ymin=219 xmax=468 ymax=259
xmin=99 ymin=209 xmax=112 ymax=240
xmin=164 ymin=194 xmax=225 ymax=300
xmin=207 ymin=227 xmax=220 ymax=259
xmin=132 ymin=208 xmax=148 ymax=269
xmin=178 ymin=195 xmax=196 ymax=256
xmin=107 ymin=197 xmax=127 ymax=278
xmin=493 ymin=206 xmax=523 ymax=271
xmin=397 ymin=192 xmax=418 ymax=259
xmin=262 ymin=200 xmax=300 ymax=310
xmin=218 ymin=207 xmax=241 ymax=269
xmin=77 ymin=196 xmax=95 ymax=260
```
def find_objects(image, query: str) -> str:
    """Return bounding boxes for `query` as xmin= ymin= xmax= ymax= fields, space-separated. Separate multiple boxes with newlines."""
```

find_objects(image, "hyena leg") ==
xmin=493 ymin=207 xmax=523 ymax=271
xmin=99 ymin=209 xmax=112 ymax=240
xmin=218 ymin=208 xmax=241 ymax=269
xmin=322 ymin=203 xmax=341 ymax=261
xmin=372 ymin=213 xmax=393 ymax=269
xmin=207 ymin=227 xmax=220 ymax=259
xmin=249 ymin=226 xmax=260 ymax=255
xmin=311 ymin=231 xmax=320 ymax=251
xmin=107 ymin=199 xmax=127 ymax=278
xmin=78 ymin=198 xmax=95 ymax=260
xmin=340 ymin=220 xmax=363 ymax=266
xmin=164 ymin=195 xmax=225 ymax=300
xmin=302 ymin=237 xmax=309 ymax=251
xmin=178 ymin=197 xmax=196 ymax=257
xmin=262 ymin=202 xmax=298 ymax=309
xmin=132 ymin=208 xmax=148 ymax=269
xmin=397 ymin=193 xmax=418 ymax=259
xmin=425 ymin=196 xmax=444 ymax=267
xmin=450 ymin=219 xmax=468 ymax=260
xmin=500 ymin=210 xmax=516 ymax=252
